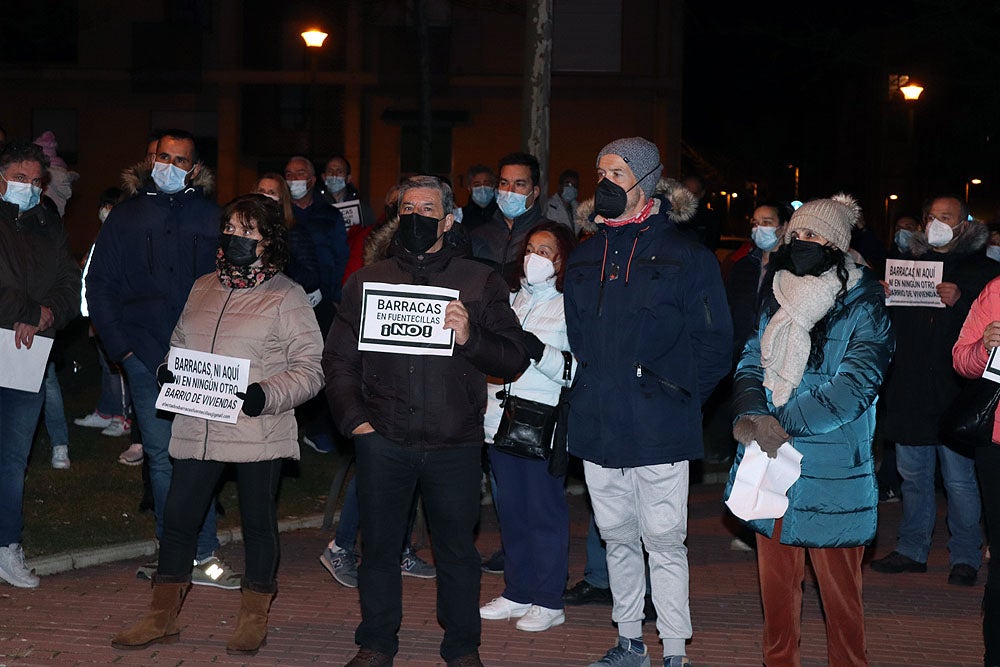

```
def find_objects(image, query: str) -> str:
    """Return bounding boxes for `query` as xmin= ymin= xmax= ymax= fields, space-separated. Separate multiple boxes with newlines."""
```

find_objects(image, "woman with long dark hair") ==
xmin=724 ymin=194 xmax=894 ymax=666
xmin=111 ymin=194 xmax=323 ymax=656
xmin=479 ymin=221 xmax=578 ymax=632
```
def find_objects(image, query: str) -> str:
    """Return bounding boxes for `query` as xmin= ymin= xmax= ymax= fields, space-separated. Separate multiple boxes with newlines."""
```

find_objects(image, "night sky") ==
xmin=681 ymin=1 xmax=1000 ymax=230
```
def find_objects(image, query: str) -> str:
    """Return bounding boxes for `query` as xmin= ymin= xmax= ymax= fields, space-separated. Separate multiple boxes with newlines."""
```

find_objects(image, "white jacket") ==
xmin=484 ymin=275 xmax=577 ymax=442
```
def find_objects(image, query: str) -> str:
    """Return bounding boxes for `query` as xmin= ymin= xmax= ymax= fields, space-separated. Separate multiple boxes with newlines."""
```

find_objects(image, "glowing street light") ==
xmin=301 ymin=30 xmax=328 ymax=48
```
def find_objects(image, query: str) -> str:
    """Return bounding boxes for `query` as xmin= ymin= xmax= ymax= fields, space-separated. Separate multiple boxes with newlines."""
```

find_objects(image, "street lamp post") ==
xmin=301 ymin=29 xmax=329 ymax=155
xmin=787 ymin=164 xmax=799 ymax=200
xmin=966 ymin=178 xmax=982 ymax=205
xmin=884 ymin=193 xmax=898 ymax=228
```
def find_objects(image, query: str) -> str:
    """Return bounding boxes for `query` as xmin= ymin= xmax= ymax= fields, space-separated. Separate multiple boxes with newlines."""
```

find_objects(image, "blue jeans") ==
xmin=0 ymin=385 xmax=46 ymax=544
xmin=584 ymin=512 xmax=610 ymax=589
xmin=95 ymin=338 xmax=130 ymax=417
xmin=122 ymin=355 xmax=218 ymax=561
xmin=42 ymin=362 xmax=68 ymax=447
xmin=895 ymin=443 xmax=982 ymax=568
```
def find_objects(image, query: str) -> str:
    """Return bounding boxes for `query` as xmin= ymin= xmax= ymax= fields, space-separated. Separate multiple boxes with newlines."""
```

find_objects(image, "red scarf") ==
xmin=602 ymin=198 xmax=655 ymax=228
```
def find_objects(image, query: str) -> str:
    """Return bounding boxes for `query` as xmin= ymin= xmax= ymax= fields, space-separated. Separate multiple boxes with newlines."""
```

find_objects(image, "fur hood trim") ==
xmin=907 ymin=218 xmax=988 ymax=257
xmin=574 ymin=177 xmax=698 ymax=235
xmin=364 ymin=217 xmax=399 ymax=266
xmin=120 ymin=160 xmax=216 ymax=197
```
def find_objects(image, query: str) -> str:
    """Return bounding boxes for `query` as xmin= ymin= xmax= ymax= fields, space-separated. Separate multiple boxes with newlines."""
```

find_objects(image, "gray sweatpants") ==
xmin=584 ymin=460 xmax=691 ymax=656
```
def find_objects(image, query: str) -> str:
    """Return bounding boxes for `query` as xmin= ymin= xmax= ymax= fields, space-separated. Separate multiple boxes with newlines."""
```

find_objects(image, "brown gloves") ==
xmin=732 ymin=414 xmax=790 ymax=459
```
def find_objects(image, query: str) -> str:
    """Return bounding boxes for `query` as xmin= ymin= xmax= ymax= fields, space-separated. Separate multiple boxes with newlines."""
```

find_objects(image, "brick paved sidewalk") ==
xmin=0 ymin=482 xmax=983 ymax=666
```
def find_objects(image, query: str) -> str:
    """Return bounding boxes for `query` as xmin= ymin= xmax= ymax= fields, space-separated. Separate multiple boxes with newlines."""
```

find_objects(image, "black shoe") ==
xmin=481 ymin=550 xmax=504 ymax=574
xmin=879 ymin=487 xmax=900 ymax=504
xmin=870 ymin=550 xmax=927 ymax=573
xmin=562 ymin=579 xmax=613 ymax=605
xmin=345 ymin=648 xmax=394 ymax=666
xmin=446 ymin=652 xmax=484 ymax=667
xmin=948 ymin=563 xmax=978 ymax=586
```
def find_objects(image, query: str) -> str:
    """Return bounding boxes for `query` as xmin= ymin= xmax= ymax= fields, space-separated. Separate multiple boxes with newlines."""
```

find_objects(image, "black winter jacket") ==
xmin=324 ymin=243 xmax=528 ymax=449
xmin=0 ymin=200 xmax=80 ymax=335
xmin=881 ymin=221 xmax=1000 ymax=444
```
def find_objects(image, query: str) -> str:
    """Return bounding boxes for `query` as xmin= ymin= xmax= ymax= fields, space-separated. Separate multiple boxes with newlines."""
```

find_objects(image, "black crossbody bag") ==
xmin=493 ymin=350 xmax=573 ymax=461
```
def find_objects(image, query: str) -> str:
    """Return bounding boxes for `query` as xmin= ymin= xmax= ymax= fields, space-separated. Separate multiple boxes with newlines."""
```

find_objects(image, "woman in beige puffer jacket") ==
xmin=112 ymin=194 xmax=323 ymax=656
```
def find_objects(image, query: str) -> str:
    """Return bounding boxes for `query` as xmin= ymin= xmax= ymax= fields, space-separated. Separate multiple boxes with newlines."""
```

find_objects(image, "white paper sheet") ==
xmin=725 ymin=440 xmax=803 ymax=521
xmin=0 ymin=328 xmax=54 ymax=392
xmin=358 ymin=282 xmax=458 ymax=356
xmin=154 ymin=347 xmax=250 ymax=424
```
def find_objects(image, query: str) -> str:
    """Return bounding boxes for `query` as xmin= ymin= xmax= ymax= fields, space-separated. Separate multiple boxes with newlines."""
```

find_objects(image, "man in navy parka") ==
xmin=564 ymin=137 xmax=732 ymax=667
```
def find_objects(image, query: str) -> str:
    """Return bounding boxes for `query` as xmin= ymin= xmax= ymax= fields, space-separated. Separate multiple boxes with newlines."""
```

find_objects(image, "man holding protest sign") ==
xmin=874 ymin=195 xmax=1000 ymax=586
xmin=325 ymin=175 xmax=528 ymax=667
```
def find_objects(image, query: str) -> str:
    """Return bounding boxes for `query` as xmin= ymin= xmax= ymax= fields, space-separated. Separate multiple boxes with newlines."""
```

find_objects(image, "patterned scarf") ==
xmin=215 ymin=248 xmax=279 ymax=289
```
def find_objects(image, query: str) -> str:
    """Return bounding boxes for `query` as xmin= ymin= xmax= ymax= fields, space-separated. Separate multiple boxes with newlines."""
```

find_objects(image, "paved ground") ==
xmin=0 ymin=481 xmax=985 ymax=666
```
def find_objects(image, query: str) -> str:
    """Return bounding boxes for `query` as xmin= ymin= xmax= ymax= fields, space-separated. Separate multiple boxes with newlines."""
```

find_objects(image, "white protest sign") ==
xmin=884 ymin=259 xmax=945 ymax=308
xmin=358 ymin=282 xmax=459 ymax=356
xmin=983 ymin=347 xmax=1000 ymax=384
xmin=334 ymin=199 xmax=362 ymax=228
xmin=0 ymin=328 xmax=53 ymax=392
xmin=155 ymin=347 xmax=250 ymax=423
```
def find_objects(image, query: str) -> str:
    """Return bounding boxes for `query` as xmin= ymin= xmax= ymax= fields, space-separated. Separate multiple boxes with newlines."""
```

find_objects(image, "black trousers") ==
xmin=977 ymin=446 xmax=1000 ymax=667
xmin=354 ymin=432 xmax=482 ymax=661
xmin=158 ymin=457 xmax=283 ymax=591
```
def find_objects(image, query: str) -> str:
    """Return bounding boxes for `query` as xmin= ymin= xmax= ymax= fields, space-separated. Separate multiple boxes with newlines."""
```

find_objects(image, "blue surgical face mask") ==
xmin=894 ymin=228 xmax=913 ymax=252
xmin=560 ymin=184 xmax=578 ymax=203
xmin=987 ymin=245 xmax=1000 ymax=262
xmin=471 ymin=185 xmax=495 ymax=208
xmin=288 ymin=179 xmax=309 ymax=200
xmin=324 ymin=176 xmax=346 ymax=194
xmin=151 ymin=161 xmax=190 ymax=194
xmin=1 ymin=176 xmax=42 ymax=212
xmin=496 ymin=189 xmax=529 ymax=219
xmin=751 ymin=225 xmax=780 ymax=252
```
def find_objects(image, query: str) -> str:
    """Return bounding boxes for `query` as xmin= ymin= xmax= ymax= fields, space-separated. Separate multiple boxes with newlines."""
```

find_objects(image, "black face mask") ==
xmin=398 ymin=212 xmax=444 ymax=254
xmin=594 ymin=178 xmax=630 ymax=219
xmin=786 ymin=239 xmax=839 ymax=276
xmin=593 ymin=162 xmax=662 ymax=220
xmin=220 ymin=234 xmax=260 ymax=267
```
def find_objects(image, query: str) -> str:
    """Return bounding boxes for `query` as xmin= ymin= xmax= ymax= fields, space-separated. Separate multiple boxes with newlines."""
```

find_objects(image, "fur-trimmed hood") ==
xmin=574 ymin=177 xmax=698 ymax=235
xmin=364 ymin=217 xmax=400 ymax=266
xmin=906 ymin=218 xmax=988 ymax=257
xmin=120 ymin=160 xmax=216 ymax=197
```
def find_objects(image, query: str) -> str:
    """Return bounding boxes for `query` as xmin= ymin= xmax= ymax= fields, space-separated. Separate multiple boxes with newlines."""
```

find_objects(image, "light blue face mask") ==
xmin=751 ymin=225 xmax=780 ymax=252
xmin=1 ymin=176 xmax=42 ymax=212
xmin=987 ymin=245 xmax=1000 ymax=262
xmin=151 ymin=161 xmax=189 ymax=194
xmin=471 ymin=185 xmax=495 ymax=208
xmin=496 ymin=189 xmax=529 ymax=219
xmin=894 ymin=228 xmax=913 ymax=252
xmin=325 ymin=176 xmax=347 ymax=194
xmin=560 ymin=184 xmax=578 ymax=203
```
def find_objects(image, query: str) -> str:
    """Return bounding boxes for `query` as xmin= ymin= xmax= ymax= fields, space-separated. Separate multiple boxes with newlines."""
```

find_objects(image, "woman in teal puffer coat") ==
xmin=723 ymin=194 xmax=894 ymax=667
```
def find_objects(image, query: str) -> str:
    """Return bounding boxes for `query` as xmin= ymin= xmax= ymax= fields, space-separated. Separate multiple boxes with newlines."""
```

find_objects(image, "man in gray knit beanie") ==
xmin=596 ymin=137 xmax=663 ymax=198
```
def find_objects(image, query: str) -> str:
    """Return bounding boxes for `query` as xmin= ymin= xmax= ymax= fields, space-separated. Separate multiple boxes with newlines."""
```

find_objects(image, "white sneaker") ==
xmin=51 ymin=445 xmax=70 ymax=470
xmin=74 ymin=410 xmax=113 ymax=428
xmin=101 ymin=416 xmax=131 ymax=437
xmin=515 ymin=605 xmax=565 ymax=632
xmin=479 ymin=596 xmax=531 ymax=620
xmin=0 ymin=543 xmax=40 ymax=588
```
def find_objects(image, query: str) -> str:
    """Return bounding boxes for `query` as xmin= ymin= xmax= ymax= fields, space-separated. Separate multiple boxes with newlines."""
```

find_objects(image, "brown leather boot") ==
xmin=111 ymin=578 xmax=189 ymax=649
xmin=225 ymin=588 xmax=274 ymax=655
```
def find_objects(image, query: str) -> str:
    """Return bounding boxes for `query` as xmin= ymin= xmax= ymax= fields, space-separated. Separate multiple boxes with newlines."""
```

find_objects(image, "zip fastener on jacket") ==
xmin=146 ymin=232 xmax=154 ymax=274
xmin=703 ymin=296 xmax=713 ymax=327
xmin=202 ymin=288 xmax=236 ymax=458
xmin=634 ymin=363 xmax=691 ymax=398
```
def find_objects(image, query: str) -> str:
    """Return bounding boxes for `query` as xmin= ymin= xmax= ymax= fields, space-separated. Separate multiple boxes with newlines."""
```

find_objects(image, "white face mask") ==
xmin=98 ymin=206 xmax=111 ymax=223
xmin=288 ymin=179 xmax=310 ymax=200
xmin=523 ymin=252 xmax=556 ymax=285
xmin=926 ymin=217 xmax=954 ymax=247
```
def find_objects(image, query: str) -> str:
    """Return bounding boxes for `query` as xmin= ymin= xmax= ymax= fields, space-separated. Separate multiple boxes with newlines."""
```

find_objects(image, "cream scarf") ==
xmin=760 ymin=264 xmax=861 ymax=406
